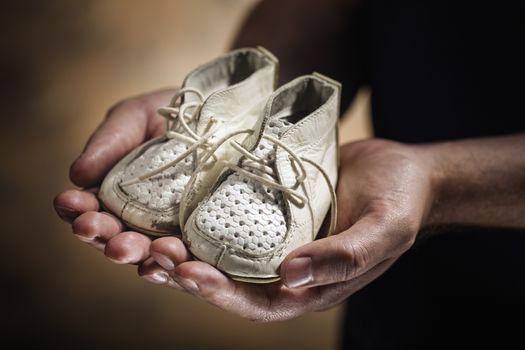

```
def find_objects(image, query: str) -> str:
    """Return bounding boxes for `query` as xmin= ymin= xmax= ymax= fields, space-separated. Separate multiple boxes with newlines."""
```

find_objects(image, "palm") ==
xmin=335 ymin=140 xmax=433 ymax=234
xmin=154 ymin=139 xmax=433 ymax=321
xmin=55 ymin=90 xmax=435 ymax=321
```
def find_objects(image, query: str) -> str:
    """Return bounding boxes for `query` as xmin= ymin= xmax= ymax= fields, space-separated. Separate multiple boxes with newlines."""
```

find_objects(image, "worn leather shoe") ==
xmin=99 ymin=47 xmax=278 ymax=236
xmin=182 ymin=73 xmax=340 ymax=282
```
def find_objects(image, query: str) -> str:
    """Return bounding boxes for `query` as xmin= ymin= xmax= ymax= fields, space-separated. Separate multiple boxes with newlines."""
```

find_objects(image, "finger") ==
xmin=150 ymin=237 xmax=192 ymax=271
xmin=72 ymin=211 xmax=123 ymax=251
xmin=54 ymin=189 xmax=100 ymax=223
xmin=138 ymin=258 xmax=182 ymax=290
xmin=173 ymin=261 xmax=272 ymax=320
xmin=280 ymin=215 xmax=412 ymax=288
xmin=311 ymin=258 xmax=397 ymax=313
xmin=175 ymin=259 xmax=397 ymax=321
xmin=70 ymin=89 xmax=176 ymax=187
xmin=172 ymin=261 xmax=316 ymax=322
xmin=104 ymin=231 xmax=152 ymax=264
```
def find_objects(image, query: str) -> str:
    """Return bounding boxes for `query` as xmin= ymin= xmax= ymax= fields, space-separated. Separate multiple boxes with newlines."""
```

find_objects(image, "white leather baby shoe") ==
xmin=182 ymin=73 xmax=341 ymax=282
xmin=99 ymin=47 xmax=278 ymax=236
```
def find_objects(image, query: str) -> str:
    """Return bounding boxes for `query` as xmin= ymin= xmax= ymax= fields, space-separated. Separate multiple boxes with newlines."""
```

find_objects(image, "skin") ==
xmin=54 ymin=0 xmax=525 ymax=321
xmin=54 ymin=88 xmax=525 ymax=321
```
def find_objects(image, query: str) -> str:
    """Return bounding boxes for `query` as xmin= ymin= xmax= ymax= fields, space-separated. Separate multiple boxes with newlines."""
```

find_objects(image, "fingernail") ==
xmin=143 ymin=272 xmax=169 ymax=285
xmin=73 ymin=233 xmax=94 ymax=243
xmin=176 ymin=277 xmax=199 ymax=294
xmin=107 ymin=257 xmax=131 ymax=265
xmin=55 ymin=206 xmax=79 ymax=222
xmin=151 ymin=252 xmax=175 ymax=271
xmin=285 ymin=257 xmax=313 ymax=288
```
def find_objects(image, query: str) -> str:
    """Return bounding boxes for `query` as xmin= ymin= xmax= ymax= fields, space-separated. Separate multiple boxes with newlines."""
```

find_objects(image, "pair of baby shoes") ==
xmin=99 ymin=47 xmax=340 ymax=282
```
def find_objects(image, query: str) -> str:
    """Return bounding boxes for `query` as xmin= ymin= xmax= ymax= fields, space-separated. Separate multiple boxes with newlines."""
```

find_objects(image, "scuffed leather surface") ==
xmin=99 ymin=136 xmax=181 ymax=235
xmin=179 ymin=60 xmax=277 ymax=227
xmin=99 ymin=47 xmax=278 ymax=236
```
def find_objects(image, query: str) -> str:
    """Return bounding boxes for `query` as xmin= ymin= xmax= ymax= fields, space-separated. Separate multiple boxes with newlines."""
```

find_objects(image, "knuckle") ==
xmin=249 ymin=313 xmax=274 ymax=323
xmin=398 ymin=229 xmax=417 ymax=252
xmin=339 ymin=239 xmax=371 ymax=280
xmin=368 ymin=200 xmax=420 ymax=254
xmin=105 ymin=97 xmax=140 ymax=119
xmin=105 ymin=100 xmax=126 ymax=119
xmin=393 ymin=215 xmax=419 ymax=252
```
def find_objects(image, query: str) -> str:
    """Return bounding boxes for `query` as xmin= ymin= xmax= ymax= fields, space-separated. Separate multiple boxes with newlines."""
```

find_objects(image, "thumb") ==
xmin=280 ymin=216 xmax=408 ymax=288
xmin=70 ymin=89 xmax=174 ymax=187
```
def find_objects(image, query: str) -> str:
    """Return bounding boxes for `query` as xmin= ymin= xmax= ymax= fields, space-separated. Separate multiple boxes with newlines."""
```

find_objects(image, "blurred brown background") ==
xmin=1 ymin=1 xmax=370 ymax=348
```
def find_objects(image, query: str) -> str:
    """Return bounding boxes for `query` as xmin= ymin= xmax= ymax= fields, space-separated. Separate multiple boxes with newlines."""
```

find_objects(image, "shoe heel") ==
xmin=257 ymin=46 xmax=279 ymax=88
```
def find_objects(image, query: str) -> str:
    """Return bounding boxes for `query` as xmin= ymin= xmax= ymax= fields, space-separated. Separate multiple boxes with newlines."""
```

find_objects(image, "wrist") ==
xmin=415 ymin=134 xmax=525 ymax=230
xmin=412 ymin=141 xmax=452 ymax=228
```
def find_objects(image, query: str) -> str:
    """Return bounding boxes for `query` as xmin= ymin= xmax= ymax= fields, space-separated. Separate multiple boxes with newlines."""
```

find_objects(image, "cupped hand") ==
xmin=53 ymin=89 xmax=178 ymax=271
xmin=144 ymin=139 xmax=439 ymax=321
xmin=56 ymin=97 xmax=439 ymax=321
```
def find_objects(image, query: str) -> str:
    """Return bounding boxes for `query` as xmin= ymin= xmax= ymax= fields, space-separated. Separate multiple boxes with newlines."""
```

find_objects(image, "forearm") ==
xmin=423 ymin=133 xmax=525 ymax=228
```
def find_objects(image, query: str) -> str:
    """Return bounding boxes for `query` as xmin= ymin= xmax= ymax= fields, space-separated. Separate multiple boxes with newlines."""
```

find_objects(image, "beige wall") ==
xmin=1 ymin=1 xmax=370 ymax=348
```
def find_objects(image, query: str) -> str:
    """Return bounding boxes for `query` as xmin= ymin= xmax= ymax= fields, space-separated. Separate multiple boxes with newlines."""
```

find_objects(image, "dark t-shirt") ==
xmin=342 ymin=1 xmax=525 ymax=348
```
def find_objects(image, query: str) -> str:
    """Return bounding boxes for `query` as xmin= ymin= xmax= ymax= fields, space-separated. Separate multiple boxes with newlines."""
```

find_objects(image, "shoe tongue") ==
xmin=252 ymin=116 xmax=293 ymax=160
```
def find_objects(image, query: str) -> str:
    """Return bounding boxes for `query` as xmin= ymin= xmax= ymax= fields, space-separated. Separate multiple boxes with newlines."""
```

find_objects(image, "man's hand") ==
xmin=54 ymin=87 xmax=525 ymax=320
xmin=143 ymin=139 xmax=437 ymax=321
xmin=53 ymin=89 xmax=180 ymax=278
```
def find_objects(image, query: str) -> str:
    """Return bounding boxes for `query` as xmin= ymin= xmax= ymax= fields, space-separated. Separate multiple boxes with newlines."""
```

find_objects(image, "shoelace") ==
xmin=195 ymin=129 xmax=338 ymax=236
xmin=120 ymin=87 xmax=221 ymax=187
xmin=119 ymin=88 xmax=337 ymax=236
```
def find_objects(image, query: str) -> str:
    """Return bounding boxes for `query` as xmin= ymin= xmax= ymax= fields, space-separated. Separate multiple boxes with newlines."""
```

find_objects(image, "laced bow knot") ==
xmin=216 ymin=130 xmax=338 ymax=236
xmin=157 ymin=87 xmax=205 ymax=140
xmin=223 ymin=134 xmax=308 ymax=207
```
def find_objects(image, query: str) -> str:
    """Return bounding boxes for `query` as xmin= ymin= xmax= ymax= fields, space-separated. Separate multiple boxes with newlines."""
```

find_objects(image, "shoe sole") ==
xmin=190 ymin=254 xmax=281 ymax=284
